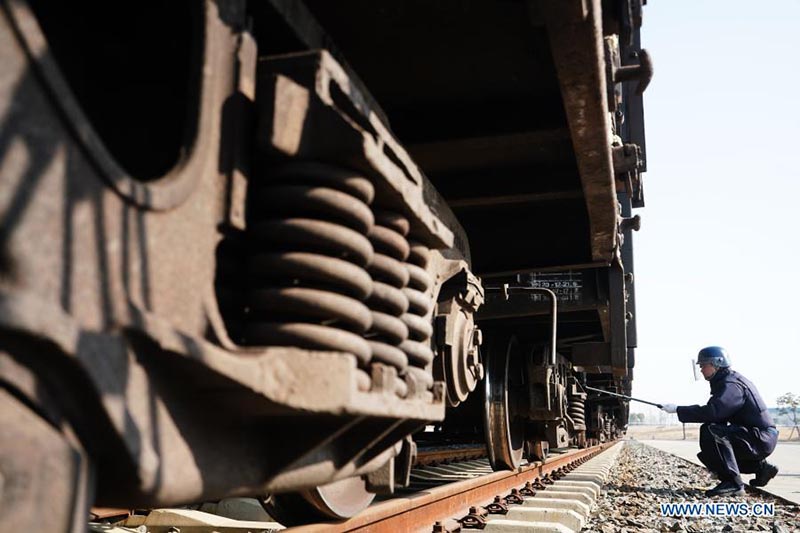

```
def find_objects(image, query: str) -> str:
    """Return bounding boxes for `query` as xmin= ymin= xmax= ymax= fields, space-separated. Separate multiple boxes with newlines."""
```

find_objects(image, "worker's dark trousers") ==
xmin=697 ymin=423 xmax=779 ymax=484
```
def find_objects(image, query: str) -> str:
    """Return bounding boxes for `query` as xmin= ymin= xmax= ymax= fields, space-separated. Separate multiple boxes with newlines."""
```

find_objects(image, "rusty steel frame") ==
xmin=539 ymin=0 xmax=618 ymax=264
xmin=287 ymin=442 xmax=616 ymax=533
xmin=0 ymin=0 xmax=468 ymax=511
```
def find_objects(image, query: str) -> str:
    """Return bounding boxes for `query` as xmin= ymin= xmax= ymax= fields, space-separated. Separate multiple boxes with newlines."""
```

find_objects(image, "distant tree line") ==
xmin=629 ymin=412 xmax=646 ymax=424
xmin=778 ymin=392 xmax=799 ymax=440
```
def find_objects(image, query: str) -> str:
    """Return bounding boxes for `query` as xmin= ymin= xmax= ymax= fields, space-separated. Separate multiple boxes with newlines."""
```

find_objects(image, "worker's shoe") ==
xmin=705 ymin=480 xmax=745 ymax=497
xmin=750 ymin=461 xmax=779 ymax=488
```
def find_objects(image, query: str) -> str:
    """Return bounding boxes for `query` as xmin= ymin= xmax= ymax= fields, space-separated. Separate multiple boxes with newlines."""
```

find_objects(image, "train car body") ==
xmin=0 ymin=0 xmax=649 ymax=528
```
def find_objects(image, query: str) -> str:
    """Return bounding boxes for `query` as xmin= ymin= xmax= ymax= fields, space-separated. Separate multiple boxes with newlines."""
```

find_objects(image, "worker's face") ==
xmin=698 ymin=362 xmax=717 ymax=380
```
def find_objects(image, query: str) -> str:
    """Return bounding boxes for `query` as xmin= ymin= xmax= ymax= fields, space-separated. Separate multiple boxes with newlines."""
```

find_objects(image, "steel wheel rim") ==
xmin=484 ymin=334 xmax=525 ymax=470
xmin=263 ymin=477 xmax=375 ymax=525
xmin=300 ymin=476 xmax=375 ymax=520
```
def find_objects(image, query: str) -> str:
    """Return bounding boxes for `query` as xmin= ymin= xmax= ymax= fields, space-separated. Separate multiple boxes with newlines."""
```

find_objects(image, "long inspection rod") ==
xmin=583 ymin=385 xmax=663 ymax=409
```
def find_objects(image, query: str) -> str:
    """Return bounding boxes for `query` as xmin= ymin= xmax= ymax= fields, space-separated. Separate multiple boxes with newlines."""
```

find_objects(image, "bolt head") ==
xmin=472 ymin=327 xmax=483 ymax=346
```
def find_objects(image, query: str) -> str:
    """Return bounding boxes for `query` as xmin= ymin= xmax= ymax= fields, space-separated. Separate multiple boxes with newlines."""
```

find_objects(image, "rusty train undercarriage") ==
xmin=0 ymin=0 xmax=650 ymax=529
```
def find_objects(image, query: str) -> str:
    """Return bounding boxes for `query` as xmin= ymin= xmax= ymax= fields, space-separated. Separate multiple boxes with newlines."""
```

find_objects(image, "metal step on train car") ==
xmin=0 ymin=0 xmax=650 ymax=529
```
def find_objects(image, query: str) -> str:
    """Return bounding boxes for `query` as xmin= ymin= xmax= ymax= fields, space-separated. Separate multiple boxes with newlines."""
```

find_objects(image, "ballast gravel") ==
xmin=582 ymin=441 xmax=799 ymax=533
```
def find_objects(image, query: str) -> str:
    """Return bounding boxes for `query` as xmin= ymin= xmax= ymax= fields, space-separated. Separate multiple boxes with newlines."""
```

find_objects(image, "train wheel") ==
xmin=484 ymin=334 xmax=526 ymax=470
xmin=263 ymin=477 xmax=375 ymax=525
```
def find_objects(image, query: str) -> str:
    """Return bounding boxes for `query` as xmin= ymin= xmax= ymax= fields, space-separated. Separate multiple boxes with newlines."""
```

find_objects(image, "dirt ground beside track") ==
xmin=583 ymin=442 xmax=800 ymax=533
xmin=626 ymin=425 xmax=800 ymax=442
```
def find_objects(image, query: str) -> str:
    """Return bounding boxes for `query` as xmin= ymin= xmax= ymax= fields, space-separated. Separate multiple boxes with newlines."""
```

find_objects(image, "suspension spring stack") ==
xmin=402 ymin=240 xmax=435 ymax=399
xmin=365 ymin=209 xmax=413 ymax=398
xmin=567 ymin=378 xmax=587 ymax=447
xmin=568 ymin=394 xmax=586 ymax=428
xmin=243 ymin=163 xmax=376 ymax=390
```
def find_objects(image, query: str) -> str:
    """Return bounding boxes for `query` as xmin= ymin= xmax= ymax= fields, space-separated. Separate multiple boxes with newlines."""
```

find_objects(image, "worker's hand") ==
xmin=661 ymin=403 xmax=677 ymax=414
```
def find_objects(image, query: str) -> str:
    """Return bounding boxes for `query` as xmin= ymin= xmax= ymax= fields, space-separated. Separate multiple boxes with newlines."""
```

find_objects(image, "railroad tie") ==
xmin=482 ymin=443 xmax=622 ymax=533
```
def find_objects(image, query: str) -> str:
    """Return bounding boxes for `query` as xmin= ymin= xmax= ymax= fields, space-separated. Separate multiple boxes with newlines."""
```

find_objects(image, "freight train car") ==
xmin=0 ymin=0 xmax=649 ymax=529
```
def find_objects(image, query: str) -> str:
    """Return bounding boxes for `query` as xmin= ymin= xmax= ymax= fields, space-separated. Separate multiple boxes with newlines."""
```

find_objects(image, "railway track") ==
xmin=286 ymin=442 xmax=619 ymax=532
xmin=108 ymin=441 xmax=800 ymax=533
xmin=414 ymin=444 xmax=488 ymax=467
xmin=103 ymin=442 xmax=621 ymax=533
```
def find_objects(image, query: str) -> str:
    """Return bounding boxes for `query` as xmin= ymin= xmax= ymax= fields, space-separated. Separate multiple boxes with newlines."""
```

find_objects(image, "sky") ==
xmin=631 ymin=1 xmax=800 ymax=410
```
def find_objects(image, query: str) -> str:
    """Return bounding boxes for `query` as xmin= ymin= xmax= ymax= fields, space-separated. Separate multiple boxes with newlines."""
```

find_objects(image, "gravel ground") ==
xmin=582 ymin=441 xmax=800 ymax=533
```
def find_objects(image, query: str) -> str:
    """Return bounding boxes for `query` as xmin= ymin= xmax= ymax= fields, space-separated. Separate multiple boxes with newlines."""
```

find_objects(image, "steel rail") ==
xmin=287 ymin=441 xmax=617 ymax=533
xmin=415 ymin=444 xmax=487 ymax=466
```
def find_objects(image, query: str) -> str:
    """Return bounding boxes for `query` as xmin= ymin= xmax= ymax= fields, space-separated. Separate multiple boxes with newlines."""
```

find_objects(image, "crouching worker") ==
xmin=661 ymin=346 xmax=779 ymax=497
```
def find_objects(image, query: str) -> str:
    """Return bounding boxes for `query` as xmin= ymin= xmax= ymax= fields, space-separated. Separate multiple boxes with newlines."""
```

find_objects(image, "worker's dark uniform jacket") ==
xmin=676 ymin=368 xmax=778 ymax=484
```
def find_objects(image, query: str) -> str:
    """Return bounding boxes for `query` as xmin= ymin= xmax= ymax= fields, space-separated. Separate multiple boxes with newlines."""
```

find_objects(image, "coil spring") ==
xmin=243 ymin=164 xmax=376 ymax=386
xmin=401 ymin=239 xmax=435 ymax=396
xmin=568 ymin=394 xmax=586 ymax=427
xmin=364 ymin=209 xmax=412 ymax=397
